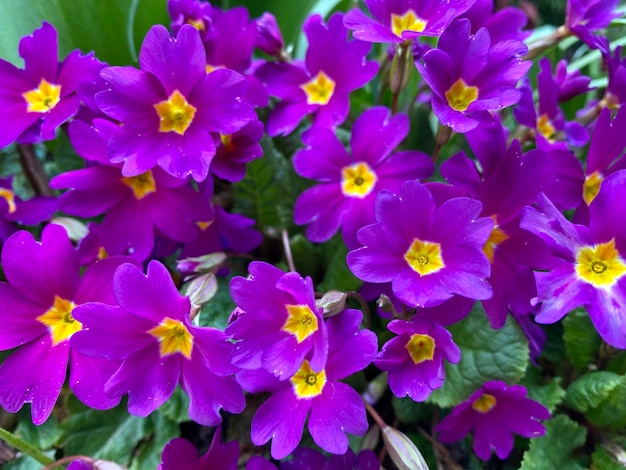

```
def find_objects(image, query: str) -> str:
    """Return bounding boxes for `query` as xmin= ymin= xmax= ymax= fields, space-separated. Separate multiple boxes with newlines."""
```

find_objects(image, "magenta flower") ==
xmin=168 ymin=0 xmax=213 ymax=39
xmin=159 ymin=428 xmax=239 ymax=470
xmin=514 ymin=58 xmax=589 ymax=148
xmin=0 ymin=224 xmax=135 ymax=424
xmin=50 ymin=119 xmax=213 ymax=261
xmin=71 ymin=261 xmax=245 ymax=425
xmin=225 ymin=262 xmax=328 ymax=380
xmin=375 ymin=317 xmax=460 ymax=401
xmin=95 ymin=24 xmax=255 ymax=181
xmin=347 ymin=180 xmax=493 ymax=308
xmin=293 ymin=107 xmax=433 ymax=248
xmin=566 ymin=0 xmax=622 ymax=49
xmin=256 ymin=12 xmax=285 ymax=57
xmin=520 ymin=176 xmax=626 ymax=349
xmin=416 ymin=18 xmax=530 ymax=133
xmin=436 ymin=381 xmax=550 ymax=460
xmin=281 ymin=447 xmax=379 ymax=470
xmin=256 ymin=13 xmax=378 ymax=136
xmin=0 ymin=22 xmax=102 ymax=147
xmin=459 ymin=0 xmax=530 ymax=44
xmin=210 ymin=120 xmax=264 ymax=182
xmin=344 ymin=0 xmax=475 ymax=43
xmin=238 ymin=309 xmax=377 ymax=459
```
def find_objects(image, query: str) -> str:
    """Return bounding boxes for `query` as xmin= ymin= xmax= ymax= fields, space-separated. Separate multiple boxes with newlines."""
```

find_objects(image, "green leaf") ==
xmin=521 ymin=367 xmax=566 ymax=413
xmin=3 ymin=453 xmax=55 ymax=470
xmin=14 ymin=411 xmax=62 ymax=450
xmin=391 ymin=396 xmax=431 ymax=425
xmin=158 ymin=386 xmax=190 ymax=423
xmin=129 ymin=412 xmax=180 ymax=470
xmin=60 ymin=405 xmax=147 ymax=464
xmin=0 ymin=0 xmax=150 ymax=66
xmin=290 ymin=234 xmax=319 ymax=279
xmin=428 ymin=304 xmax=529 ymax=407
xmin=565 ymin=371 xmax=622 ymax=412
xmin=233 ymin=136 xmax=298 ymax=232
xmin=592 ymin=442 xmax=626 ymax=470
xmin=585 ymin=376 xmax=626 ymax=428
xmin=562 ymin=308 xmax=601 ymax=371
xmin=520 ymin=415 xmax=587 ymax=470
xmin=197 ymin=276 xmax=235 ymax=331
xmin=317 ymin=240 xmax=361 ymax=293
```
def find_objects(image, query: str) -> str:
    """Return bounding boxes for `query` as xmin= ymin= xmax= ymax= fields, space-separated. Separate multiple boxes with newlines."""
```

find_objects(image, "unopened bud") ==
xmin=177 ymin=252 xmax=227 ymax=277
xmin=51 ymin=217 xmax=89 ymax=242
xmin=185 ymin=273 xmax=218 ymax=310
xmin=389 ymin=43 xmax=413 ymax=95
xmin=362 ymin=372 xmax=388 ymax=405
xmin=381 ymin=425 xmax=429 ymax=470
xmin=316 ymin=290 xmax=347 ymax=317
xmin=256 ymin=12 xmax=285 ymax=58
xmin=377 ymin=294 xmax=395 ymax=315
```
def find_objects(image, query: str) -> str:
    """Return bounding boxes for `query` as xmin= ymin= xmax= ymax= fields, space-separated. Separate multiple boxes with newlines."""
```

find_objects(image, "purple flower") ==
xmin=375 ymin=317 xmax=460 ymax=401
xmin=159 ymin=428 xmax=239 ymax=470
xmin=344 ymin=0 xmax=475 ymax=44
xmin=0 ymin=224 xmax=135 ymax=424
xmin=520 ymin=175 xmax=626 ymax=349
xmin=238 ymin=309 xmax=377 ymax=459
xmin=211 ymin=120 xmax=264 ymax=182
xmin=95 ymin=24 xmax=255 ymax=181
xmin=459 ymin=0 xmax=530 ymax=44
xmin=50 ymin=118 xmax=213 ymax=261
xmin=566 ymin=0 xmax=622 ymax=49
xmin=281 ymin=447 xmax=379 ymax=470
xmin=225 ymin=262 xmax=328 ymax=380
xmin=256 ymin=12 xmax=285 ymax=57
xmin=0 ymin=22 xmax=102 ymax=147
xmin=256 ymin=13 xmax=378 ymax=136
xmin=436 ymin=381 xmax=550 ymax=460
xmin=514 ymin=58 xmax=589 ymax=148
xmin=416 ymin=18 xmax=530 ymax=133
xmin=168 ymin=0 xmax=213 ymax=39
xmin=71 ymin=261 xmax=245 ymax=424
xmin=553 ymin=59 xmax=593 ymax=102
xmin=347 ymin=180 xmax=493 ymax=308
xmin=293 ymin=107 xmax=433 ymax=248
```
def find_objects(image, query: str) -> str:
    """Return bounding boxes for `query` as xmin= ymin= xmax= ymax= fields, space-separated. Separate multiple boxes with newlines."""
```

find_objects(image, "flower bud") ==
xmin=256 ymin=12 xmax=285 ymax=58
xmin=50 ymin=217 xmax=89 ymax=242
xmin=381 ymin=425 xmax=429 ymax=470
xmin=316 ymin=290 xmax=347 ymax=317
xmin=389 ymin=43 xmax=413 ymax=95
xmin=177 ymin=252 xmax=227 ymax=278
xmin=185 ymin=273 xmax=218 ymax=310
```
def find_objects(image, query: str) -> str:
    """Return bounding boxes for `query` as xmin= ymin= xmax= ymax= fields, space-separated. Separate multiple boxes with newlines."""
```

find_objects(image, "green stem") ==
xmin=0 ymin=426 xmax=54 ymax=466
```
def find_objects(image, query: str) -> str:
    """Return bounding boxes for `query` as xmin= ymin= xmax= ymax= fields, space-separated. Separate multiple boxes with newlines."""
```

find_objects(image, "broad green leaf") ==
xmin=129 ymin=412 xmax=180 ymax=470
xmin=60 ymin=405 xmax=147 ymax=464
xmin=317 ymin=240 xmax=361 ymax=293
xmin=391 ymin=396 xmax=431 ymax=425
xmin=520 ymin=414 xmax=587 ymax=470
xmin=428 ymin=304 xmax=529 ymax=408
xmin=158 ymin=386 xmax=190 ymax=423
xmin=290 ymin=234 xmax=319 ymax=279
xmin=585 ymin=376 xmax=626 ymax=428
xmin=562 ymin=308 xmax=601 ymax=371
xmin=565 ymin=371 xmax=622 ymax=412
xmin=233 ymin=136 xmax=298 ymax=232
xmin=198 ymin=276 xmax=236 ymax=331
xmin=521 ymin=367 xmax=566 ymax=413
xmin=14 ymin=410 xmax=62 ymax=450
xmin=3 ymin=453 xmax=55 ymax=470
xmin=592 ymin=442 xmax=626 ymax=470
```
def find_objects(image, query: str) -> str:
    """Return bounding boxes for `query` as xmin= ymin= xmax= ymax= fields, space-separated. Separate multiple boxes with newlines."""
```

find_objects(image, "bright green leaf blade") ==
xmin=14 ymin=410 xmax=62 ymax=450
xmin=60 ymin=405 xmax=147 ymax=464
xmin=129 ymin=412 xmax=180 ymax=470
xmin=521 ymin=367 xmax=566 ymax=413
xmin=520 ymin=415 xmax=587 ymax=470
xmin=198 ymin=276 xmax=236 ymax=331
xmin=586 ymin=375 xmax=626 ymax=428
xmin=565 ymin=371 xmax=622 ymax=412
xmin=562 ymin=308 xmax=601 ymax=371
xmin=428 ymin=304 xmax=529 ymax=408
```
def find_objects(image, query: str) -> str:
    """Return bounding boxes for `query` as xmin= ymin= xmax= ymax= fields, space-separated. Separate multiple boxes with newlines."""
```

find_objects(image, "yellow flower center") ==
xmin=583 ymin=171 xmax=603 ymax=206
xmin=121 ymin=171 xmax=156 ymax=200
xmin=205 ymin=64 xmax=224 ymax=74
xmin=97 ymin=246 xmax=108 ymax=260
xmin=300 ymin=71 xmax=336 ymax=106
xmin=472 ymin=393 xmax=497 ymax=413
xmin=0 ymin=188 xmax=17 ymax=214
xmin=148 ymin=317 xmax=194 ymax=359
xmin=196 ymin=220 xmax=214 ymax=231
xmin=220 ymin=133 xmax=235 ymax=152
xmin=536 ymin=114 xmax=556 ymax=141
xmin=391 ymin=10 xmax=427 ymax=38
xmin=154 ymin=90 xmax=196 ymax=135
xmin=575 ymin=239 xmax=626 ymax=288
xmin=445 ymin=78 xmax=478 ymax=112
xmin=187 ymin=18 xmax=205 ymax=31
xmin=36 ymin=296 xmax=81 ymax=346
xmin=404 ymin=239 xmax=444 ymax=276
xmin=341 ymin=162 xmax=378 ymax=198
xmin=405 ymin=333 xmax=435 ymax=364
xmin=483 ymin=221 xmax=509 ymax=263
xmin=23 ymin=78 xmax=61 ymax=113
xmin=290 ymin=360 xmax=327 ymax=399
xmin=282 ymin=304 xmax=319 ymax=343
